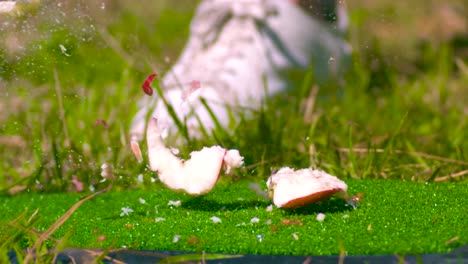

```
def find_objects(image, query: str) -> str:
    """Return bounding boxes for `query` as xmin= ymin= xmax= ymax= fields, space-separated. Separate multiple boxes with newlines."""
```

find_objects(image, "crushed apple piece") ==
xmin=146 ymin=118 xmax=243 ymax=195
xmin=267 ymin=167 xmax=348 ymax=208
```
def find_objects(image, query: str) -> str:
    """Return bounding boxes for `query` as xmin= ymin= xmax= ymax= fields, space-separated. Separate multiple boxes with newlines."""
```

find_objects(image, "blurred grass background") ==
xmin=0 ymin=0 xmax=467 ymax=194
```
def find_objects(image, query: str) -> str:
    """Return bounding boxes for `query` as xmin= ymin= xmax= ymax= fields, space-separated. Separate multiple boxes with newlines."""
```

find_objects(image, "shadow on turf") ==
xmin=182 ymin=196 xmax=353 ymax=215
xmin=181 ymin=196 xmax=271 ymax=212
xmin=284 ymin=197 xmax=355 ymax=215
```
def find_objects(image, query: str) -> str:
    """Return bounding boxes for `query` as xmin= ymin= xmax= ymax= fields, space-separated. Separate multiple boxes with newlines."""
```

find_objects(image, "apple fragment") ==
xmin=146 ymin=118 xmax=243 ymax=195
xmin=130 ymin=136 xmax=143 ymax=163
xmin=267 ymin=167 xmax=348 ymax=208
xmin=223 ymin=149 xmax=244 ymax=174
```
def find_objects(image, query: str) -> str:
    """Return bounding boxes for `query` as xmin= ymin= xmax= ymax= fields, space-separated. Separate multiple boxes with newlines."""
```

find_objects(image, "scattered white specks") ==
xmin=343 ymin=214 xmax=349 ymax=219
xmin=256 ymin=234 xmax=263 ymax=242
xmin=210 ymin=216 xmax=222 ymax=223
xmin=59 ymin=44 xmax=71 ymax=56
xmin=120 ymin=207 xmax=134 ymax=217
xmin=250 ymin=217 xmax=260 ymax=224
xmin=316 ymin=213 xmax=325 ymax=222
xmin=266 ymin=205 xmax=273 ymax=212
xmin=172 ymin=235 xmax=181 ymax=243
xmin=89 ymin=185 xmax=95 ymax=192
xmin=265 ymin=219 xmax=272 ymax=225
xmin=137 ymin=174 xmax=144 ymax=183
xmin=155 ymin=205 xmax=159 ymax=214
xmin=150 ymin=177 xmax=157 ymax=183
xmin=292 ymin=232 xmax=299 ymax=240
xmin=235 ymin=222 xmax=246 ymax=227
xmin=139 ymin=198 xmax=146 ymax=204
xmin=155 ymin=217 xmax=165 ymax=222
xmin=168 ymin=200 xmax=181 ymax=207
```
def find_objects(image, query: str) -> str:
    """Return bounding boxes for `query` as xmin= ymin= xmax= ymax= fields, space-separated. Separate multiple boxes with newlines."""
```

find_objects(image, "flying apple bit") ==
xmin=267 ymin=167 xmax=348 ymax=208
xmin=142 ymin=73 xmax=157 ymax=96
xmin=146 ymin=118 xmax=243 ymax=195
xmin=130 ymin=136 xmax=143 ymax=163
xmin=223 ymin=149 xmax=244 ymax=174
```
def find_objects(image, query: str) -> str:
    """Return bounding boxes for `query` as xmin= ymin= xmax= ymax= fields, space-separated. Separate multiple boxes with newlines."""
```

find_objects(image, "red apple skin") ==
xmin=281 ymin=188 xmax=343 ymax=209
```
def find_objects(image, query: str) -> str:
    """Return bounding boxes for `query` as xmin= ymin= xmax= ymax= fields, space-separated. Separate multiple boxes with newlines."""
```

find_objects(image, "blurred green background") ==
xmin=0 ymin=0 xmax=467 ymax=193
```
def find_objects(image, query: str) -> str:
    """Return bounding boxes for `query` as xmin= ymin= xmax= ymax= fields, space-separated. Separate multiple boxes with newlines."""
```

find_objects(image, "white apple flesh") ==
xmin=146 ymin=118 xmax=242 ymax=195
xmin=267 ymin=167 xmax=348 ymax=208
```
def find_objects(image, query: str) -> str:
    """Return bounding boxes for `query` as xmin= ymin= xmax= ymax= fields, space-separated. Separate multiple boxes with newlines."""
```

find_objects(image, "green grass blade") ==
xmin=381 ymin=111 xmax=408 ymax=167
xmin=199 ymin=97 xmax=230 ymax=142
xmin=153 ymin=78 xmax=190 ymax=143
xmin=404 ymin=139 xmax=429 ymax=169
xmin=347 ymin=125 xmax=358 ymax=178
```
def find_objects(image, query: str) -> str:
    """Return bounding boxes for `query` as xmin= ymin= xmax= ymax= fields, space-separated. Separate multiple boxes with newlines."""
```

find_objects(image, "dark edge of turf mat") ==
xmin=7 ymin=245 xmax=468 ymax=264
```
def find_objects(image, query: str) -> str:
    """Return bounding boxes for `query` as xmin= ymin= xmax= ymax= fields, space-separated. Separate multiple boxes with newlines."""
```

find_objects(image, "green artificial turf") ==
xmin=1 ymin=179 xmax=466 ymax=256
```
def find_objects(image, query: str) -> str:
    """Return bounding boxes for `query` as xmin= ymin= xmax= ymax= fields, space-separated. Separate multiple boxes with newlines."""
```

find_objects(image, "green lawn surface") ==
xmin=1 ymin=179 xmax=466 ymax=256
